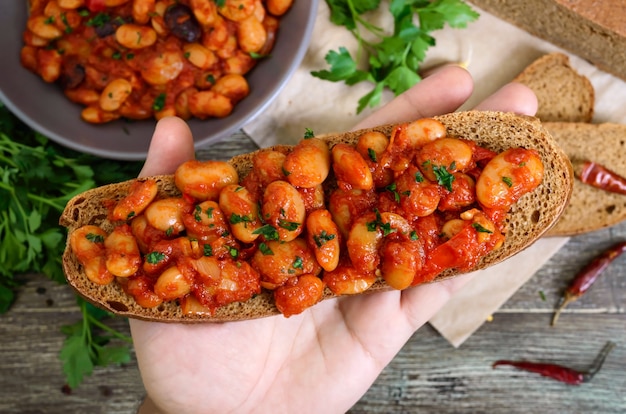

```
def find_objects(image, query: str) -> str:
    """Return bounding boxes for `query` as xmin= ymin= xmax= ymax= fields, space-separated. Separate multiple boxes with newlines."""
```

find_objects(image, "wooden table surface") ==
xmin=1 ymin=131 xmax=625 ymax=414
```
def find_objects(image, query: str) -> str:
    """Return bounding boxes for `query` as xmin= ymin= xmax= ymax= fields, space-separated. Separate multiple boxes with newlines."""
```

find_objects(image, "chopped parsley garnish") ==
xmin=165 ymin=226 xmax=174 ymax=236
xmin=230 ymin=213 xmax=252 ymax=225
xmin=313 ymin=230 xmax=336 ymax=247
xmin=502 ymin=176 xmax=513 ymax=187
xmin=472 ymin=223 xmax=493 ymax=234
xmin=367 ymin=148 xmax=377 ymax=162
xmin=228 ymin=246 xmax=239 ymax=259
xmin=206 ymin=207 xmax=214 ymax=218
xmin=292 ymin=256 xmax=303 ymax=270
xmin=385 ymin=182 xmax=400 ymax=203
xmin=204 ymin=244 xmax=213 ymax=257
xmin=366 ymin=209 xmax=396 ymax=236
xmin=194 ymin=205 xmax=202 ymax=222
xmin=304 ymin=128 xmax=315 ymax=138
xmin=410 ymin=231 xmax=418 ymax=241
xmin=86 ymin=13 xmax=111 ymax=28
xmin=146 ymin=251 xmax=166 ymax=264
xmin=432 ymin=164 xmax=455 ymax=192
xmin=259 ymin=242 xmax=274 ymax=256
xmin=415 ymin=171 xmax=424 ymax=182
xmin=152 ymin=93 xmax=166 ymax=111
xmin=278 ymin=219 xmax=300 ymax=231
xmin=85 ymin=233 xmax=104 ymax=243
xmin=252 ymin=224 xmax=279 ymax=241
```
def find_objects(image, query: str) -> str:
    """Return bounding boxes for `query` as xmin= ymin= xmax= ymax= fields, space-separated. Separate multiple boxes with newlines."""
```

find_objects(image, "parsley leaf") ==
xmin=0 ymin=103 xmax=141 ymax=388
xmin=312 ymin=0 xmax=479 ymax=113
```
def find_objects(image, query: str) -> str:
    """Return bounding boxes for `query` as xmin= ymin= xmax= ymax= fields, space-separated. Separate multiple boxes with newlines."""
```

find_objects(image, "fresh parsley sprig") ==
xmin=0 ymin=102 xmax=142 ymax=388
xmin=311 ymin=0 xmax=479 ymax=113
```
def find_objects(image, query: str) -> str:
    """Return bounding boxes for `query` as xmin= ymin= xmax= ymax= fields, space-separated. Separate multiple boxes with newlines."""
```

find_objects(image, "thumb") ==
xmin=139 ymin=117 xmax=196 ymax=178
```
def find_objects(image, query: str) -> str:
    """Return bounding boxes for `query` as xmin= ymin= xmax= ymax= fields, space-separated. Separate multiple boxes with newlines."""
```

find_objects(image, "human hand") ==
xmin=132 ymin=66 xmax=537 ymax=414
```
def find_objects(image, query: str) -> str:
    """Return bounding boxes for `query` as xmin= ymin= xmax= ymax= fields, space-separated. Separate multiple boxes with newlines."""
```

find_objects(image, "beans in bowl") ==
xmin=20 ymin=0 xmax=292 ymax=124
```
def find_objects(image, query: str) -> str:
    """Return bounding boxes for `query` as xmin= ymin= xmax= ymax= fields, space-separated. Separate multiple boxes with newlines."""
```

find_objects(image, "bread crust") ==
xmin=60 ymin=110 xmax=573 ymax=323
xmin=545 ymin=122 xmax=626 ymax=236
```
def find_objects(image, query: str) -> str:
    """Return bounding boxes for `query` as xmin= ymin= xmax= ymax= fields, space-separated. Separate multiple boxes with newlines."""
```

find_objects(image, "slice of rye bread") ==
xmin=59 ymin=111 xmax=574 ymax=323
xmin=545 ymin=122 xmax=626 ymax=236
xmin=513 ymin=52 xmax=594 ymax=123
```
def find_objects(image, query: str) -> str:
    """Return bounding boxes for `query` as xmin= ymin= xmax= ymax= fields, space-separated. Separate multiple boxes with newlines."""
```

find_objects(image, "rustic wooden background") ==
xmin=1 ymin=133 xmax=624 ymax=413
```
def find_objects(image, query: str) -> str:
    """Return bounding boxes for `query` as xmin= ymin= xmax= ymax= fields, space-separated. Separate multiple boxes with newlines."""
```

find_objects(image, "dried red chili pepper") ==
xmin=552 ymin=240 xmax=626 ymax=326
xmin=576 ymin=160 xmax=626 ymax=195
xmin=493 ymin=341 xmax=616 ymax=385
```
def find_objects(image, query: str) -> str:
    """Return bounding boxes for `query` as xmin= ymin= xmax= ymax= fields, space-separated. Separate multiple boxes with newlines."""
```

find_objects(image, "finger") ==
xmin=139 ymin=117 xmax=196 ymax=178
xmin=474 ymin=82 xmax=538 ymax=116
xmin=352 ymin=65 xmax=474 ymax=130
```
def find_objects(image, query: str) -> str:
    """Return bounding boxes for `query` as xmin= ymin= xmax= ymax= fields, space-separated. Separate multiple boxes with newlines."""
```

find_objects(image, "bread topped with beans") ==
xmin=60 ymin=110 xmax=574 ymax=322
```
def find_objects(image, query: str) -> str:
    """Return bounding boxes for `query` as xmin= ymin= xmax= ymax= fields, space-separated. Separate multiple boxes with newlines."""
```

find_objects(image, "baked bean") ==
xmin=105 ymin=0 xmax=132 ymax=6
xmin=218 ymin=184 xmax=262 ymax=243
xmin=328 ymin=188 xmax=377 ymax=238
xmin=201 ymin=15 xmax=229 ymax=50
xmin=182 ymin=200 xmax=230 ymax=243
xmin=380 ymin=240 xmax=422 ymax=290
xmin=298 ymin=184 xmax=325 ymax=213
xmin=20 ymin=46 xmax=39 ymax=72
xmin=347 ymin=211 xmax=411 ymax=274
xmin=438 ymin=172 xmax=476 ymax=211
xmin=283 ymin=138 xmax=331 ymax=188
xmin=143 ymin=197 xmax=186 ymax=236
xmin=237 ymin=16 xmax=267 ymax=53
xmin=476 ymin=148 xmax=544 ymax=210
xmin=262 ymin=181 xmax=305 ymax=242
xmin=37 ymin=49 xmax=62 ymax=82
xmin=65 ymin=88 xmax=100 ymax=105
xmin=440 ymin=219 xmax=465 ymax=240
xmin=188 ymin=90 xmax=233 ymax=118
xmin=267 ymin=0 xmax=293 ymax=16
xmin=58 ymin=0 xmax=84 ymax=8
xmin=460 ymin=208 xmax=499 ymax=244
xmin=274 ymin=275 xmax=324 ymax=317
xmin=27 ymin=15 xmax=63 ymax=39
xmin=190 ymin=0 xmax=218 ymax=26
xmin=81 ymin=106 xmax=121 ymax=123
xmin=154 ymin=265 xmax=191 ymax=300
xmin=332 ymin=143 xmax=374 ymax=191
xmin=218 ymin=0 xmax=255 ymax=21
xmin=251 ymin=238 xmax=321 ymax=288
xmin=184 ymin=43 xmax=217 ymax=70
xmin=133 ymin=0 xmax=156 ymax=25
xmin=356 ymin=131 xmax=389 ymax=161
xmin=415 ymin=137 xmax=474 ymax=182
xmin=124 ymin=275 xmax=164 ymax=308
xmin=306 ymin=209 xmax=340 ymax=272
xmin=223 ymin=50 xmax=255 ymax=75
xmin=252 ymin=150 xmax=287 ymax=186
xmin=211 ymin=74 xmax=250 ymax=103
xmin=397 ymin=118 xmax=447 ymax=150
xmin=174 ymin=159 xmax=239 ymax=201
xmin=140 ymin=49 xmax=184 ymax=85
xmin=112 ymin=178 xmax=158 ymax=221
xmin=174 ymin=87 xmax=197 ymax=120
xmin=115 ymin=24 xmax=158 ymax=49
xmin=130 ymin=215 xmax=167 ymax=253
xmin=104 ymin=224 xmax=142 ymax=277
xmin=323 ymin=262 xmax=376 ymax=295
xmin=69 ymin=225 xmax=114 ymax=285
xmin=394 ymin=165 xmax=441 ymax=218
xmin=99 ymin=78 xmax=132 ymax=111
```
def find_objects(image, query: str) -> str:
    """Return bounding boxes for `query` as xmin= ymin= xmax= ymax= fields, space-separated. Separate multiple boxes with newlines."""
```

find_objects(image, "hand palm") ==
xmin=131 ymin=66 xmax=537 ymax=414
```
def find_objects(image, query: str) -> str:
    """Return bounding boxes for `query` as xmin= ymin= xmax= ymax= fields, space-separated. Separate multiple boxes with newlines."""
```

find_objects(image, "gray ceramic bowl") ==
xmin=0 ymin=0 xmax=317 ymax=160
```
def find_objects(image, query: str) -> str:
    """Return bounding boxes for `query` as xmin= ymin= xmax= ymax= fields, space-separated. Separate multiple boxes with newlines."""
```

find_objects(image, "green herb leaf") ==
xmin=312 ymin=0 xmax=479 ymax=113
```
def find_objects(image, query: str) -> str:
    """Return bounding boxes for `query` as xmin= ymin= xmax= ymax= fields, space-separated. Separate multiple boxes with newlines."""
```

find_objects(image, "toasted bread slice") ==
xmin=545 ymin=122 xmax=626 ymax=236
xmin=60 ymin=111 xmax=573 ymax=323
xmin=514 ymin=52 xmax=595 ymax=123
